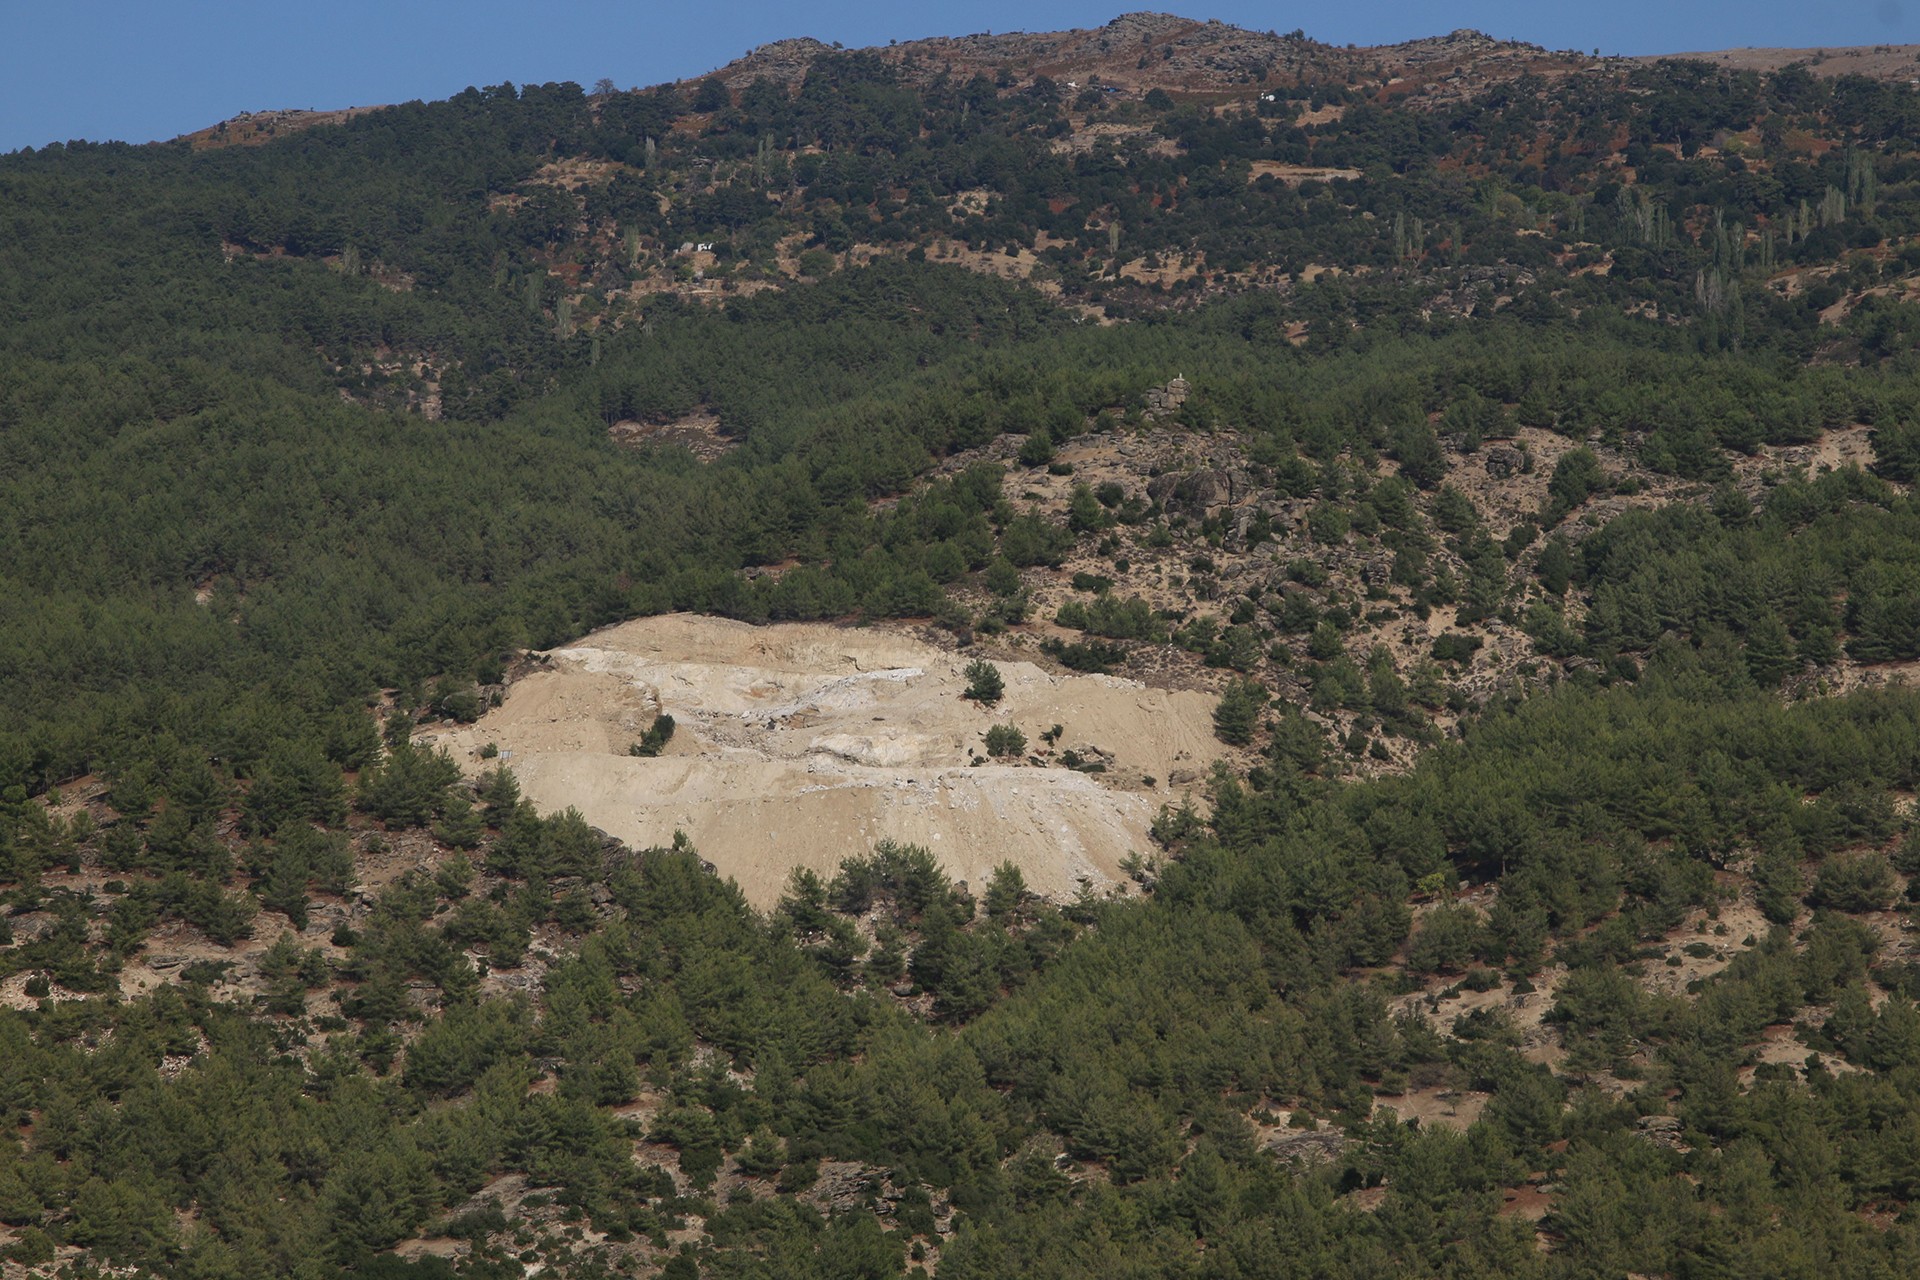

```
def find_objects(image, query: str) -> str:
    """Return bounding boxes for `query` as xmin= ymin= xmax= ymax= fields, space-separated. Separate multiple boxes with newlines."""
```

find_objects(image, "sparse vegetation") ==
xmin=628 ymin=712 xmax=676 ymax=757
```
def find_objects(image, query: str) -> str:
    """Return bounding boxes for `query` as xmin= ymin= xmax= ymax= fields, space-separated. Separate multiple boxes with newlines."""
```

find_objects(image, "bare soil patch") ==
xmin=1377 ymin=1086 xmax=1490 ymax=1132
xmin=1248 ymin=161 xmax=1362 ymax=184
xmin=426 ymin=615 xmax=1224 ymax=908
xmin=1048 ymin=122 xmax=1177 ymax=157
xmin=608 ymin=411 xmax=736 ymax=461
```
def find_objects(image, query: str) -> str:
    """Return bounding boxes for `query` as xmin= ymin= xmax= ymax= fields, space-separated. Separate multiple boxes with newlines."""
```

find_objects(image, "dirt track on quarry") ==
xmin=426 ymin=615 xmax=1224 ymax=908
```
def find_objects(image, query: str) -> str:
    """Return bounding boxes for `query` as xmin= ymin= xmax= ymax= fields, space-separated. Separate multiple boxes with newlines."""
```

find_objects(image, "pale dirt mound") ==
xmin=427 ymin=615 xmax=1224 ymax=908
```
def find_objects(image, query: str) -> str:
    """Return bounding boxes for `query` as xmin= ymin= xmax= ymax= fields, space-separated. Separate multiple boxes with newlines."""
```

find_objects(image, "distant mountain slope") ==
xmin=704 ymin=12 xmax=1593 ymax=103
xmin=1637 ymin=42 xmax=1920 ymax=79
xmin=170 ymin=15 xmax=1920 ymax=158
xmin=701 ymin=12 xmax=1920 ymax=106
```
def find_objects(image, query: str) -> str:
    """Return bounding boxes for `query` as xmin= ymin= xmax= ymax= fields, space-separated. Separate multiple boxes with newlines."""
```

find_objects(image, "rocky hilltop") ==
xmin=707 ymin=11 xmax=1592 ymax=102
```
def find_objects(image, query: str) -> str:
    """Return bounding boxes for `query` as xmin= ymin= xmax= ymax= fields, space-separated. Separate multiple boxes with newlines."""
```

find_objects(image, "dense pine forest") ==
xmin=6 ymin=13 xmax=1920 ymax=1278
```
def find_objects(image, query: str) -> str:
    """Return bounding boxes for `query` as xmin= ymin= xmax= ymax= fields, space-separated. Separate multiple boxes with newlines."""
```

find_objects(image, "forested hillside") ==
xmin=5 ymin=12 xmax=1920 ymax=1279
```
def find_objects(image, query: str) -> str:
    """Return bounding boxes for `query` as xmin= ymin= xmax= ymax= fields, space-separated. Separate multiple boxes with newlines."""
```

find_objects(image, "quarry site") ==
xmin=422 ymin=614 xmax=1225 ymax=907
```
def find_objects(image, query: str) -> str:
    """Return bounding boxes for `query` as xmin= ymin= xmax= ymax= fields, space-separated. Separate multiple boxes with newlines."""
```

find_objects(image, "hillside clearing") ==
xmin=425 ymin=615 xmax=1224 ymax=906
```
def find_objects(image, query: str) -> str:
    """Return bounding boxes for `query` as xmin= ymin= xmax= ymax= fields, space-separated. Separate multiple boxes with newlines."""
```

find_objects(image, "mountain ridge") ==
xmin=171 ymin=13 xmax=1920 ymax=148
xmin=700 ymin=13 xmax=1567 ymax=100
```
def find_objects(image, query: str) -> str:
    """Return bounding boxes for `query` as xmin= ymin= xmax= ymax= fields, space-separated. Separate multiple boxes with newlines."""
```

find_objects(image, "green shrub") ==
xmin=1431 ymin=633 xmax=1482 ymax=664
xmin=629 ymin=713 xmax=676 ymax=757
xmin=963 ymin=659 xmax=1005 ymax=704
xmin=1809 ymin=853 xmax=1897 ymax=913
xmin=1040 ymin=637 xmax=1128 ymax=673
xmin=7 ymin=1228 xmax=54 ymax=1266
xmin=984 ymin=724 xmax=1027 ymax=757
xmin=1054 ymin=593 xmax=1163 ymax=641
xmin=1018 ymin=430 xmax=1055 ymax=467
xmin=1870 ymin=420 xmax=1920 ymax=482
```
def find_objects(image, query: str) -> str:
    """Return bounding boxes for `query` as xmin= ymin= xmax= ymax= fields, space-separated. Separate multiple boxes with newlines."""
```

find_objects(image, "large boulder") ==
xmin=1484 ymin=444 xmax=1526 ymax=480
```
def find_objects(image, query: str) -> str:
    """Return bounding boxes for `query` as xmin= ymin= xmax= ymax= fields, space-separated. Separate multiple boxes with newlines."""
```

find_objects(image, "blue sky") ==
xmin=2 ymin=1 xmax=1916 ymax=153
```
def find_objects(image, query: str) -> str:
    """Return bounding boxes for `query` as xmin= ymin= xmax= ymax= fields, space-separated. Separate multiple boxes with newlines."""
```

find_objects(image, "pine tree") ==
xmin=1742 ymin=613 xmax=1796 ymax=687
xmin=963 ymin=660 xmax=1005 ymax=704
xmin=434 ymin=792 xmax=484 ymax=849
xmin=1212 ymin=678 xmax=1269 ymax=745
